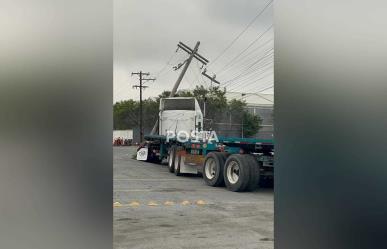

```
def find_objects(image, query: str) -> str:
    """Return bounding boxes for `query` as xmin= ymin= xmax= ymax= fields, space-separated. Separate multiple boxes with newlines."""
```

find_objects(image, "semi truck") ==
xmin=137 ymin=97 xmax=274 ymax=192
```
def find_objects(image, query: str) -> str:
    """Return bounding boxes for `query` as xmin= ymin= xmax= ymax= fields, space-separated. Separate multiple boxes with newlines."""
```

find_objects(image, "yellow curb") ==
xmin=113 ymin=202 xmax=122 ymax=208
xmin=148 ymin=201 xmax=159 ymax=206
xmin=164 ymin=201 xmax=175 ymax=206
xmin=129 ymin=201 xmax=140 ymax=207
xmin=196 ymin=200 xmax=206 ymax=205
xmin=181 ymin=200 xmax=191 ymax=206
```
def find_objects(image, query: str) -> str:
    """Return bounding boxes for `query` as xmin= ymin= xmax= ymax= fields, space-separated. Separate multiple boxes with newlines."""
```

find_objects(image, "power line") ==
xmin=224 ymin=54 xmax=273 ymax=80
xmin=220 ymin=55 xmax=272 ymax=82
xmin=217 ymin=38 xmax=273 ymax=77
xmin=222 ymin=47 xmax=273 ymax=86
xmin=220 ymin=51 xmax=273 ymax=85
xmin=247 ymin=93 xmax=273 ymax=103
xmin=215 ymin=24 xmax=273 ymax=74
xmin=155 ymin=51 xmax=177 ymax=79
xmin=253 ymin=84 xmax=274 ymax=93
xmin=231 ymin=91 xmax=274 ymax=103
xmin=196 ymin=60 xmax=209 ymax=88
xmin=236 ymin=80 xmax=274 ymax=94
xmin=226 ymin=66 xmax=273 ymax=91
xmin=156 ymin=52 xmax=188 ymax=80
xmin=228 ymin=71 xmax=273 ymax=92
xmin=223 ymin=63 xmax=273 ymax=90
xmin=209 ymin=0 xmax=273 ymax=67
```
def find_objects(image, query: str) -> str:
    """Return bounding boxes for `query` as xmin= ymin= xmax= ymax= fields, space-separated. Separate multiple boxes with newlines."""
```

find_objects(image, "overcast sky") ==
xmin=114 ymin=0 xmax=273 ymax=103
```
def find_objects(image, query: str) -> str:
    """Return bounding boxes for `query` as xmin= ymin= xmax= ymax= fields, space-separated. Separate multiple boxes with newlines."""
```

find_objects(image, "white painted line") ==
xmin=114 ymin=189 xmax=153 ymax=192
xmin=114 ymin=178 xmax=193 ymax=181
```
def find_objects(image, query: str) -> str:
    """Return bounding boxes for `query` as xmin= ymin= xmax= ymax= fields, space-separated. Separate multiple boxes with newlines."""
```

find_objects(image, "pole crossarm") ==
xmin=202 ymin=69 xmax=220 ymax=85
xmin=132 ymin=85 xmax=149 ymax=89
xmin=178 ymin=42 xmax=209 ymax=65
xmin=132 ymin=72 xmax=150 ymax=76
xmin=142 ymin=78 xmax=156 ymax=82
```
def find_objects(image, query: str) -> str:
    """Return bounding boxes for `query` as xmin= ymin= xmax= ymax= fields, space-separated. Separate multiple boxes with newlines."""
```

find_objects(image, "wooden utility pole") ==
xmin=132 ymin=71 xmax=155 ymax=142
xmin=150 ymin=41 xmax=209 ymax=135
xmin=170 ymin=41 xmax=208 ymax=96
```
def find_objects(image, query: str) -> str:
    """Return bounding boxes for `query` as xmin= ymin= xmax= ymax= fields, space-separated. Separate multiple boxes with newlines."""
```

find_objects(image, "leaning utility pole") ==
xmin=132 ymin=71 xmax=155 ymax=142
xmin=150 ymin=41 xmax=209 ymax=135
xmin=169 ymin=41 xmax=208 ymax=96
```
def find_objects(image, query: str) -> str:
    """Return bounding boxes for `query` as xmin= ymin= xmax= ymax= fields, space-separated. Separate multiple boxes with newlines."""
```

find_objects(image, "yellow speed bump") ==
xmin=148 ymin=201 xmax=159 ymax=206
xmin=113 ymin=202 xmax=122 ymax=208
xmin=164 ymin=201 xmax=175 ymax=206
xmin=129 ymin=201 xmax=140 ymax=207
xmin=196 ymin=200 xmax=206 ymax=205
xmin=181 ymin=200 xmax=191 ymax=206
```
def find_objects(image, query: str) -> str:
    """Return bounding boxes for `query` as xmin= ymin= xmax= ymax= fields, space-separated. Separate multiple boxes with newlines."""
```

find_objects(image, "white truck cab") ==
xmin=159 ymin=97 xmax=203 ymax=136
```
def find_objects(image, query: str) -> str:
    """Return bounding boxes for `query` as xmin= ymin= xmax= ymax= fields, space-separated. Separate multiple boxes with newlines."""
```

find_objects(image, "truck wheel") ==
xmin=174 ymin=152 xmax=182 ymax=176
xmin=223 ymin=154 xmax=251 ymax=192
xmin=244 ymin=155 xmax=260 ymax=191
xmin=168 ymin=145 xmax=176 ymax=173
xmin=203 ymin=152 xmax=226 ymax=187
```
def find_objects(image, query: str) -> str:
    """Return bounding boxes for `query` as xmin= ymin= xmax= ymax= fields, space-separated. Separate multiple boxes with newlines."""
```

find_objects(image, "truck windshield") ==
xmin=163 ymin=99 xmax=195 ymax=110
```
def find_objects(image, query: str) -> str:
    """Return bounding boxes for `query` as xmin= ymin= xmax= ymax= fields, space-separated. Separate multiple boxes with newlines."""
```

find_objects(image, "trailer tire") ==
xmin=174 ymin=151 xmax=182 ymax=176
xmin=223 ymin=154 xmax=251 ymax=192
xmin=244 ymin=155 xmax=260 ymax=191
xmin=168 ymin=145 xmax=176 ymax=173
xmin=219 ymin=152 xmax=229 ymax=161
xmin=203 ymin=152 xmax=226 ymax=187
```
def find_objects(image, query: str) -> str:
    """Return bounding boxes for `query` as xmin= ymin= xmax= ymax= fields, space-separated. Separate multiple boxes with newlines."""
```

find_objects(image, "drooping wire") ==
xmin=155 ymin=51 xmax=177 ymax=79
xmin=209 ymin=0 xmax=273 ymax=68
xmin=219 ymin=50 xmax=273 ymax=85
xmin=222 ymin=47 xmax=273 ymax=86
xmin=217 ymin=38 xmax=273 ymax=77
xmin=215 ymin=24 xmax=273 ymax=75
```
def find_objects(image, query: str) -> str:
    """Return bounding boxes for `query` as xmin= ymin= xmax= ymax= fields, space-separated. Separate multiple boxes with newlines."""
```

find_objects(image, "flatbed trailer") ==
xmin=140 ymin=134 xmax=274 ymax=192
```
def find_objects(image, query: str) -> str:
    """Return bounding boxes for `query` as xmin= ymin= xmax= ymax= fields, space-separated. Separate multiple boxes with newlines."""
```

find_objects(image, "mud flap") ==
xmin=136 ymin=148 xmax=148 ymax=161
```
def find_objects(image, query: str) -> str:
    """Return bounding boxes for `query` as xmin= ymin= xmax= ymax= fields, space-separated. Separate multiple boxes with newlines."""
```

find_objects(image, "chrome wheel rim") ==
xmin=227 ymin=161 xmax=240 ymax=184
xmin=204 ymin=158 xmax=216 ymax=180
xmin=168 ymin=152 xmax=173 ymax=167
xmin=174 ymin=154 xmax=179 ymax=170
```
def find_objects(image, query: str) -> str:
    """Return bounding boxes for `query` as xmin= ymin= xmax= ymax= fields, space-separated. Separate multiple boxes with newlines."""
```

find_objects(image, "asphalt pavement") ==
xmin=114 ymin=146 xmax=274 ymax=249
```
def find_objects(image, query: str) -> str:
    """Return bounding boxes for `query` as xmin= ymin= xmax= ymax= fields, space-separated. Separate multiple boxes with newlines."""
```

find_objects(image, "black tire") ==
xmin=174 ymin=151 xmax=182 ymax=176
xmin=223 ymin=154 xmax=251 ymax=192
xmin=168 ymin=145 xmax=176 ymax=173
xmin=203 ymin=152 xmax=226 ymax=187
xmin=244 ymin=155 xmax=260 ymax=191
xmin=219 ymin=152 xmax=229 ymax=161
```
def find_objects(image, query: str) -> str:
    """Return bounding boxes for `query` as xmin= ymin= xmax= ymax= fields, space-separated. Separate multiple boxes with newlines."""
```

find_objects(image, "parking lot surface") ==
xmin=114 ymin=146 xmax=273 ymax=249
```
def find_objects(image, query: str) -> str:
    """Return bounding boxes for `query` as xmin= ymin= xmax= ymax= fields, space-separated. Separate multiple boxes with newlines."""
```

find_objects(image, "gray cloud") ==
xmin=114 ymin=0 xmax=273 ymax=102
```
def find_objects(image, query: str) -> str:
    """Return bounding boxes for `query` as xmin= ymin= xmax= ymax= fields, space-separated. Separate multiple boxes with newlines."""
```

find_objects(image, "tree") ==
xmin=243 ymin=111 xmax=262 ymax=137
xmin=226 ymin=98 xmax=262 ymax=137
xmin=113 ymin=98 xmax=158 ymax=131
xmin=113 ymin=85 xmax=263 ymax=138
xmin=113 ymin=100 xmax=138 ymax=130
